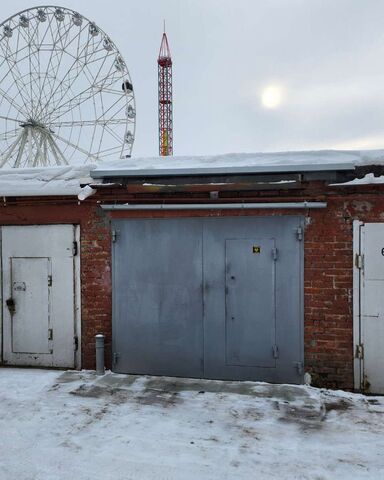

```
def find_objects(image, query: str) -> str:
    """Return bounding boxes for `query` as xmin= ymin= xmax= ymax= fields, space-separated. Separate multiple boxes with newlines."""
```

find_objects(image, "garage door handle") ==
xmin=6 ymin=298 xmax=15 ymax=315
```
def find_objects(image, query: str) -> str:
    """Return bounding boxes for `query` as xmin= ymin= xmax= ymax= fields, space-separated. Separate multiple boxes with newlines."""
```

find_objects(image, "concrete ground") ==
xmin=0 ymin=368 xmax=383 ymax=479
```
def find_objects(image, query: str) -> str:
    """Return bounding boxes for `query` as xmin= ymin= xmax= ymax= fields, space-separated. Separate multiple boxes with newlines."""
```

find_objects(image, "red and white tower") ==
xmin=158 ymin=28 xmax=173 ymax=156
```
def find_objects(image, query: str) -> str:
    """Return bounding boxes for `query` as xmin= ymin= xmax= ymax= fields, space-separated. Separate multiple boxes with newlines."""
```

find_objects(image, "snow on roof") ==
xmin=2 ymin=148 xmax=384 ymax=197
xmin=333 ymin=173 xmax=384 ymax=186
xmin=0 ymin=164 xmax=98 ymax=197
xmin=92 ymin=149 xmax=384 ymax=177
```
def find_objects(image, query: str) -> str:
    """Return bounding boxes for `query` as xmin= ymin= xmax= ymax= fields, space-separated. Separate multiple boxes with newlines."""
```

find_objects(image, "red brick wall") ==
xmin=79 ymin=206 xmax=112 ymax=369
xmin=1 ymin=187 xmax=384 ymax=390
xmin=304 ymin=199 xmax=354 ymax=389
xmin=303 ymin=192 xmax=384 ymax=389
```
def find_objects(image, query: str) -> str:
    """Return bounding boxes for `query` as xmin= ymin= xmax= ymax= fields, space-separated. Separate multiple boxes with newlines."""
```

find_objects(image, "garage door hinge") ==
xmin=355 ymin=344 xmax=364 ymax=359
xmin=74 ymin=336 xmax=79 ymax=351
xmin=48 ymin=275 xmax=52 ymax=287
xmin=72 ymin=241 xmax=78 ymax=256
xmin=355 ymin=253 xmax=364 ymax=269
xmin=112 ymin=229 xmax=119 ymax=243
xmin=272 ymin=247 xmax=278 ymax=261
xmin=295 ymin=361 xmax=304 ymax=375
xmin=296 ymin=226 xmax=303 ymax=241
xmin=272 ymin=345 xmax=279 ymax=359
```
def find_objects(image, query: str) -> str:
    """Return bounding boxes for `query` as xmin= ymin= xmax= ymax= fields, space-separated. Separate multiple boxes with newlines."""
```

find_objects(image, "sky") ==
xmin=2 ymin=0 xmax=384 ymax=158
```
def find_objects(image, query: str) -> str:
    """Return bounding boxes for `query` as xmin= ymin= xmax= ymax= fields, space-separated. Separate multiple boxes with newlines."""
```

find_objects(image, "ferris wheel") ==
xmin=0 ymin=5 xmax=136 ymax=168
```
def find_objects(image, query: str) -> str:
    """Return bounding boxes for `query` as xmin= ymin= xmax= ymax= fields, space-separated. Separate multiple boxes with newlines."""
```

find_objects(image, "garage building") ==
xmin=1 ymin=150 xmax=384 ymax=393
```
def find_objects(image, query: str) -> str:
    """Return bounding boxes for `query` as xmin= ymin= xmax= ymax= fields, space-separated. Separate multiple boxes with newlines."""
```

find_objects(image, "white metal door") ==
xmin=11 ymin=257 xmax=51 ymax=354
xmin=1 ymin=225 xmax=78 ymax=368
xmin=356 ymin=222 xmax=384 ymax=393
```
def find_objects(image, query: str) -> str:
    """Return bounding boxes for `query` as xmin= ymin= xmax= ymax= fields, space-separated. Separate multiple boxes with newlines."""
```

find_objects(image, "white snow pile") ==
xmin=333 ymin=172 xmax=384 ymax=186
xmin=0 ymin=164 xmax=98 ymax=196
xmin=95 ymin=148 xmax=384 ymax=172
xmin=0 ymin=368 xmax=383 ymax=480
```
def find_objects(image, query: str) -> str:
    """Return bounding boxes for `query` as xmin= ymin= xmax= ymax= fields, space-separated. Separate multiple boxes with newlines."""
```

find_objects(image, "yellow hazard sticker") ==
xmin=253 ymin=246 xmax=261 ymax=254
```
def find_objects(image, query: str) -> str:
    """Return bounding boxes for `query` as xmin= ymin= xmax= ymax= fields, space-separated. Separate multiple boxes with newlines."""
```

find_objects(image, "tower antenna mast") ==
xmin=158 ymin=25 xmax=173 ymax=156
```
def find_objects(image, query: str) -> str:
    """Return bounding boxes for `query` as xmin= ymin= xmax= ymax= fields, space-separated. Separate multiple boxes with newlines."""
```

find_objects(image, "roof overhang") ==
xmin=90 ymin=163 xmax=360 ymax=192
xmin=91 ymin=162 xmax=356 ymax=179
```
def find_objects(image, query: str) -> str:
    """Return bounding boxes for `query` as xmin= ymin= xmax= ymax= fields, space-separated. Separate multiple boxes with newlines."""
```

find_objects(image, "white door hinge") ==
xmin=355 ymin=344 xmax=364 ymax=359
xmin=296 ymin=226 xmax=303 ymax=241
xmin=112 ymin=229 xmax=119 ymax=243
xmin=355 ymin=253 xmax=363 ymax=269
xmin=272 ymin=247 xmax=278 ymax=261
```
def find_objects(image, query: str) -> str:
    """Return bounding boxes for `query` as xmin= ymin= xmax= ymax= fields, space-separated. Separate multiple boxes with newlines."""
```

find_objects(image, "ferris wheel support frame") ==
xmin=0 ymin=5 xmax=136 ymax=168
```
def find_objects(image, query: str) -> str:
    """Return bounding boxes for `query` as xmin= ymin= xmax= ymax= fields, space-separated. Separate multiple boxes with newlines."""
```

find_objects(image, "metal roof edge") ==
xmin=100 ymin=202 xmax=328 ymax=210
xmin=0 ymin=192 xmax=80 ymax=197
xmin=91 ymin=162 xmax=356 ymax=179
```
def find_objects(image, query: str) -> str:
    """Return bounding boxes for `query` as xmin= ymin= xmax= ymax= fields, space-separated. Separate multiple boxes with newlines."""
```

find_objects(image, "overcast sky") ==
xmin=3 ymin=0 xmax=384 ymax=158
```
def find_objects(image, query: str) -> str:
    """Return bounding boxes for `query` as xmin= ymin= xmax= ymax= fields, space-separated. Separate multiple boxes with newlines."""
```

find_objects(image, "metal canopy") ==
xmin=91 ymin=162 xmax=356 ymax=179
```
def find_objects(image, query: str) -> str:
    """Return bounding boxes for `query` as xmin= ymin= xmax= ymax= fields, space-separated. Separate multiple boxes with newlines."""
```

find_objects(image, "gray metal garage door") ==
xmin=112 ymin=216 xmax=303 ymax=383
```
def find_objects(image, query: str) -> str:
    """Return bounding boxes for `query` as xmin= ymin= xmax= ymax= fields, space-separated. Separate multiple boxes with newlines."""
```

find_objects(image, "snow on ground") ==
xmin=0 ymin=369 xmax=383 ymax=480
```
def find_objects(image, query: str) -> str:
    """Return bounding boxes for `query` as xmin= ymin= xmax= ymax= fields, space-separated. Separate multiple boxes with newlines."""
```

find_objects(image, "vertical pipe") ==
xmin=95 ymin=334 xmax=105 ymax=375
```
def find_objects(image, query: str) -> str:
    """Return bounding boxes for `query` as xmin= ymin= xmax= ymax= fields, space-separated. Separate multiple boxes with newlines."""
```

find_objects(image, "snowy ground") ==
xmin=0 ymin=369 xmax=383 ymax=480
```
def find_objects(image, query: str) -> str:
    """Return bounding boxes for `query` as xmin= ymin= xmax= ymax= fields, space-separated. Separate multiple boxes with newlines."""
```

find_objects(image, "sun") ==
xmin=261 ymin=85 xmax=283 ymax=109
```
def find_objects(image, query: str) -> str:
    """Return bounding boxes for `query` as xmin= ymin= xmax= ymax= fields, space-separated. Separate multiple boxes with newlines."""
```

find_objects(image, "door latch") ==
xmin=6 ymin=298 xmax=15 ymax=315
xmin=48 ymin=328 xmax=53 ymax=340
